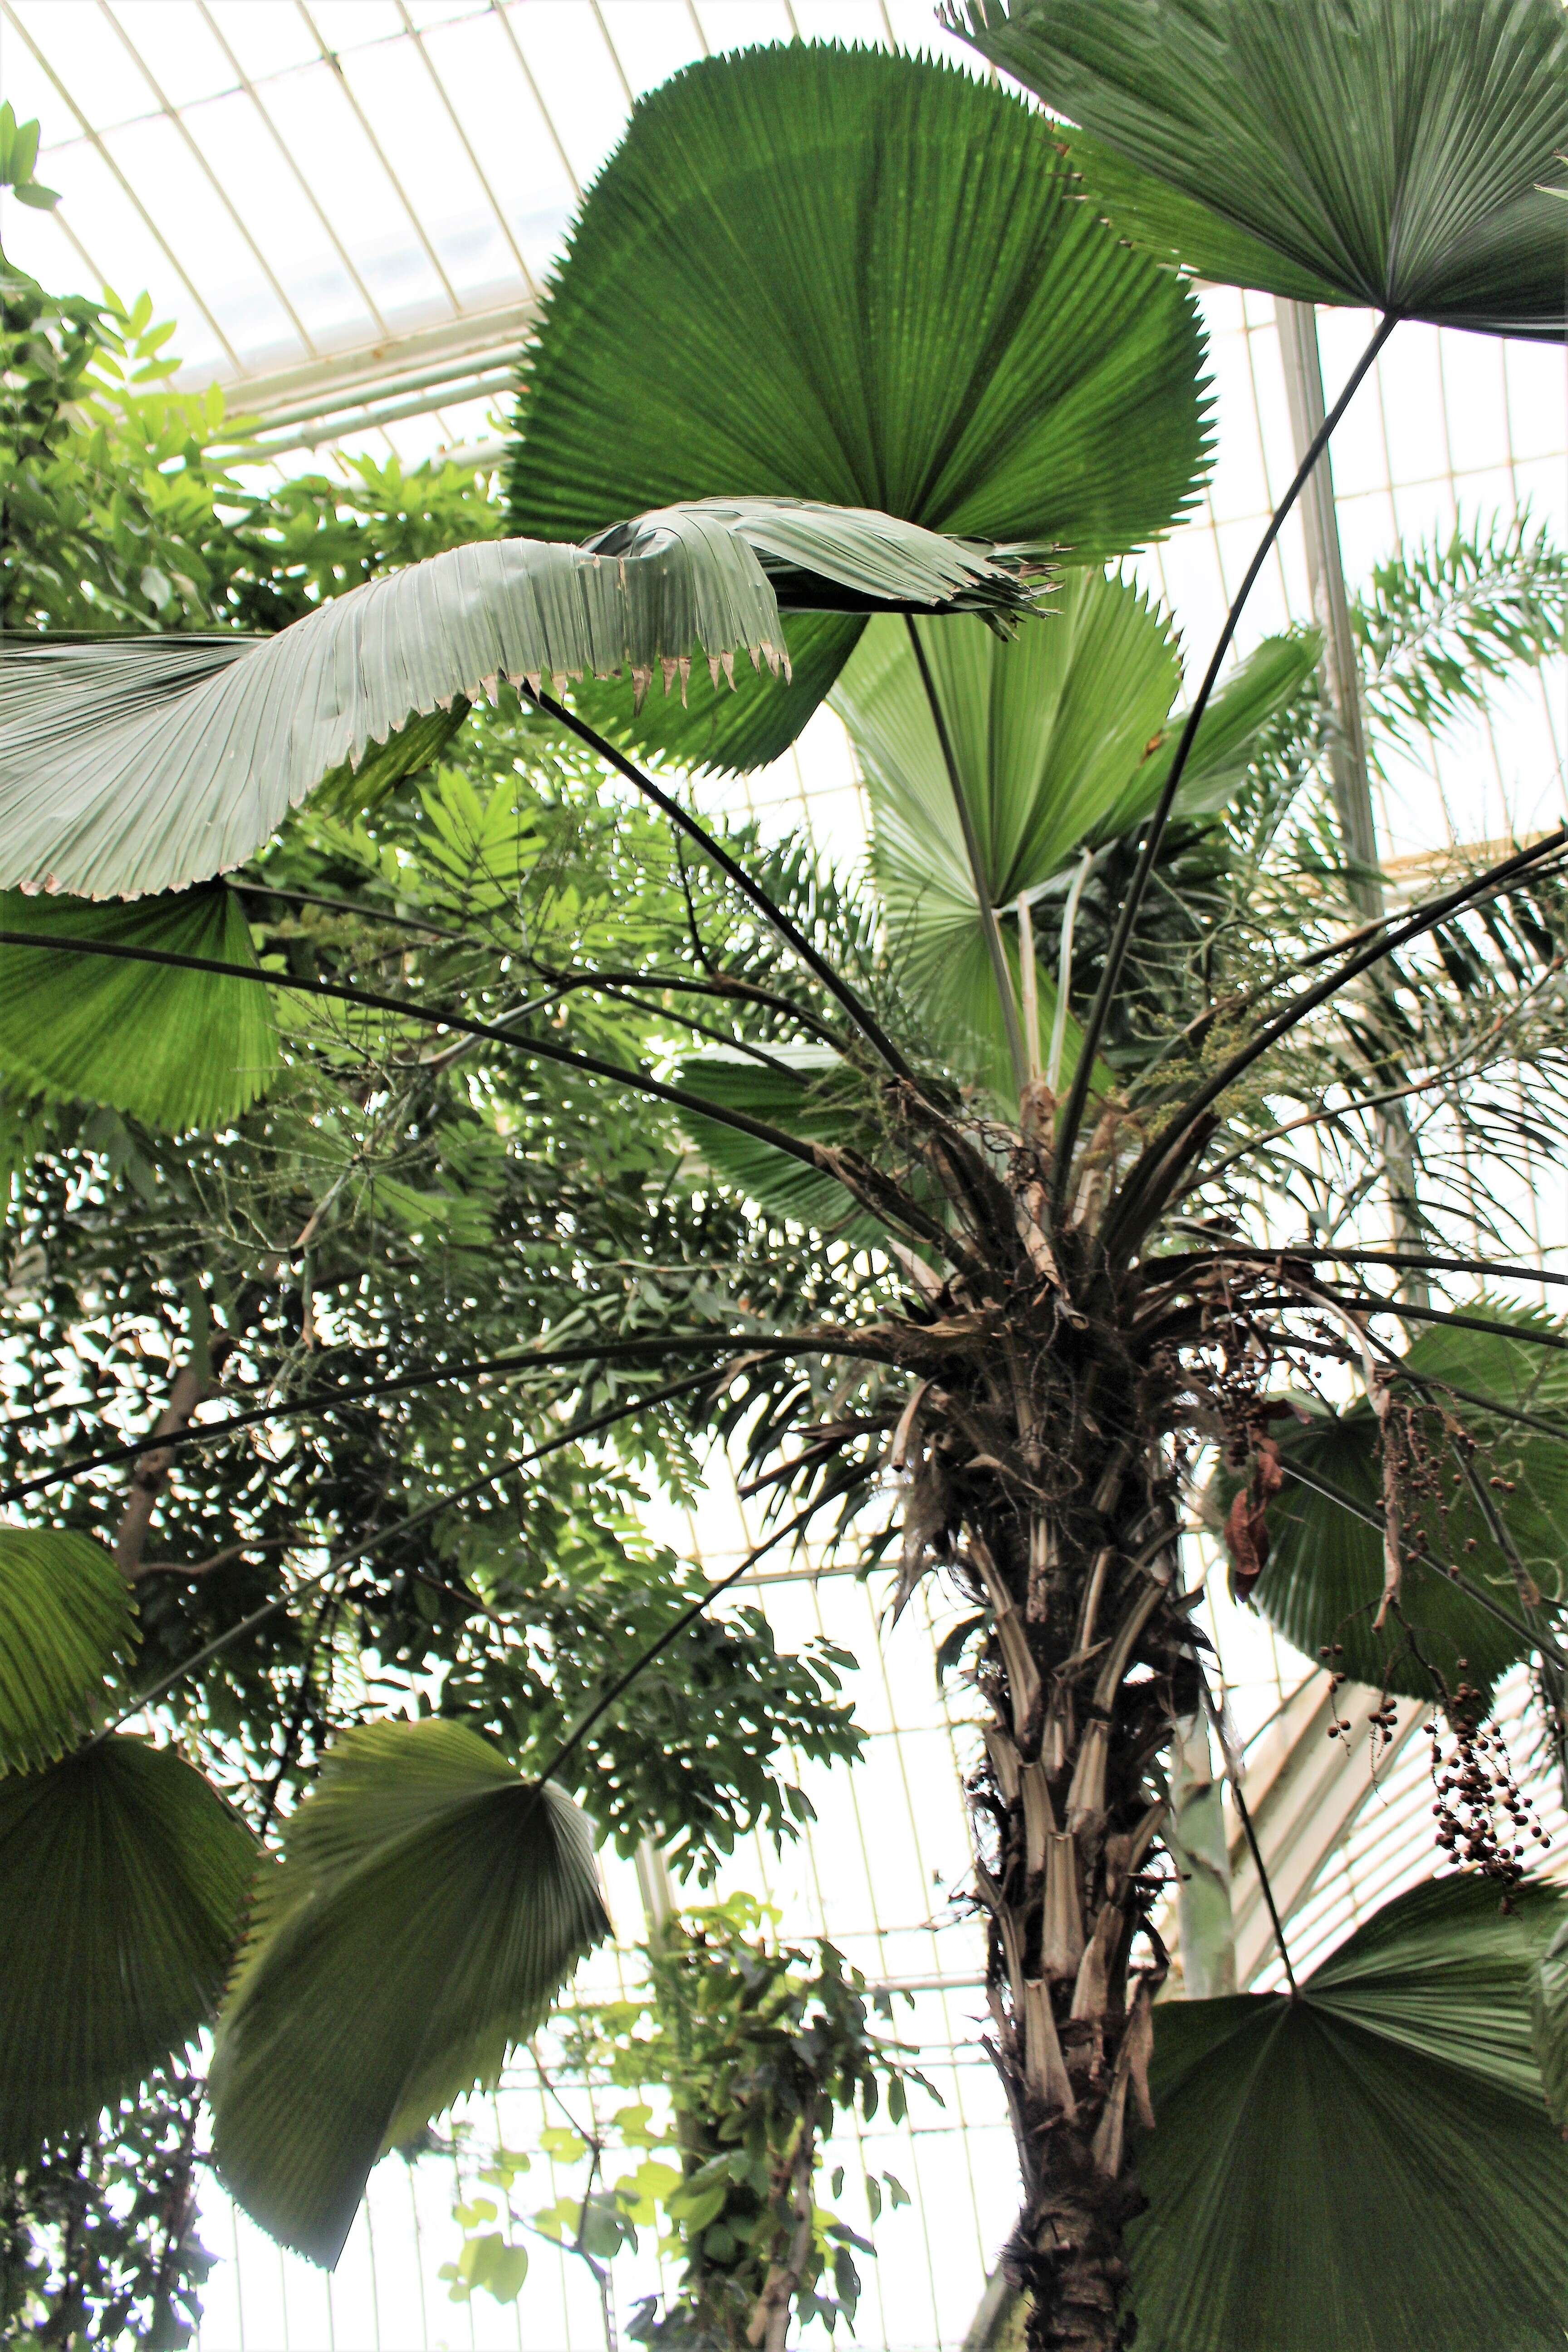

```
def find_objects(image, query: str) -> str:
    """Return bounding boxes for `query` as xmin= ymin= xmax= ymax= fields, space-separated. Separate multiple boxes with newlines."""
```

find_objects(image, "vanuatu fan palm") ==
xmin=4 ymin=22 xmax=1568 ymax=2352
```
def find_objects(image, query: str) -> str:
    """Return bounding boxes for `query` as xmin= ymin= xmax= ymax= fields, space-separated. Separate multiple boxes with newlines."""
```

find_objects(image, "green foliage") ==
xmin=511 ymin=42 xmax=1210 ymax=769
xmin=0 ymin=105 xmax=59 ymax=214
xmin=953 ymin=0 xmax=1568 ymax=337
xmin=0 ymin=268 xmax=238 ymax=637
xmin=0 ymin=501 xmax=1033 ymax=902
xmin=448 ymin=1896 xmax=924 ymax=2346
xmin=0 ymin=1526 xmax=136 ymax=1769
xmin=0 ymin=1738 xmax=254 ymax=2162
xmin=0 ymin=2068 xmax=213 ymax=2351
xmin=209 ymin=1720 xmax=609 ymax=2267
xmin=0 ymin=883 xmax=279 ymax=1130
xmin=831 ymin=586 xmax=1313 ymax=1102
xmin=1246 ymin=1308 xmax=1568 ymax=1703
xmin=1129 ymin=1875 xmax=1568 ymax=2352
xmin=1353 ymin=508 xmax=1568 ymax=750
xmin=0 ymin=256 xmax=500 ymax=641
xmin=444 ymin=1500 xmax=861 ymax=1880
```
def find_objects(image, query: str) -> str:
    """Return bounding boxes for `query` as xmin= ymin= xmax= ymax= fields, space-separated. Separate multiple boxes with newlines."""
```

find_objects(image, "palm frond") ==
xmin=1131 ymin=1876 xmax=1568 ymax=2352
xmin=0 ymin=1738 xmax=254 ymax=2162
xmin=210 ymin=1719 xmax=608 ymax=2268
xmin=951 ymin=0 xmax=1568 ymax=338
xmin=0 ymin=500 xmax=1035 ymax=901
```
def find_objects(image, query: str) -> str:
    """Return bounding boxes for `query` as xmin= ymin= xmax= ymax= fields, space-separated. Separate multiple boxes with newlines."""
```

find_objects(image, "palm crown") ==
xmin=3 ymin=14 xmax=1568 ymax=2350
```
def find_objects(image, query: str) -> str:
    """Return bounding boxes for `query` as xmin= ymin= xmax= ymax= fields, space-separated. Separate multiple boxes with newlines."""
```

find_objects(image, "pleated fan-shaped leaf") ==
xmin=210 ymin=1718 xmax=609 ymax=2268
xmin=831 ymin=585 xmax=1310 ymax=1103
xmin=0 ymin=1526 xmax=137 ymax=1771
xmin=1129 ymin=1874 xmax=1568 ymax=2352
xmin=0 ymin=1736 xmax=255 ymax=2162
xmin=0 ymin=500 xmax=1032 ymax=903
xmin=680 ymin=1046 xmax=906 ymax=1239
xmin=0 ymin=882 xmax=279 ymax=1130
xmin=511 ymin=42 xmax=1212 ymax=770
xmin=1533 ymin=1906 xmax=1568 ymax=2127
xmin=1248 ymin=1307 xmax=1568 ymax=1703
xmin=950 ymin=0 xmax=1568 ymax=339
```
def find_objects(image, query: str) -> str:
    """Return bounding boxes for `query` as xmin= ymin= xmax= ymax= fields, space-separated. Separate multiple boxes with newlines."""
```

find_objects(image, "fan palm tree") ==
xmin=3 ymin=15 xmax=1568 ymax=2349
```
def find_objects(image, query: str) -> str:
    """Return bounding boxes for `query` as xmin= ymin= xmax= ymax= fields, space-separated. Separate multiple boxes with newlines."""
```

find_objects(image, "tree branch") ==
xmin=83 ymin=1364 xmax=795 ymax=1740
xmin=0 ymin=926 xmax=928 ymax=1225
xmin=0 ymin=1332 xmax=891 ymax=1512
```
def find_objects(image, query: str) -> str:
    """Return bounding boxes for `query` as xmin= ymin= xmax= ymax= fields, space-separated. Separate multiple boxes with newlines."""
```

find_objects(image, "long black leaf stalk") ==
xmin=0 ymin=927 xmax=951 ymax=1248
xmin=1049 ymin=311 xmax=1399 ymax=1223
xmin=1104 ymin=823 xmax=1568 ymax=1256
xmin=527 ymin=686 xmax=922 ymax=1086
xmin=0 ymin=1333 xmax=820 ymax=1511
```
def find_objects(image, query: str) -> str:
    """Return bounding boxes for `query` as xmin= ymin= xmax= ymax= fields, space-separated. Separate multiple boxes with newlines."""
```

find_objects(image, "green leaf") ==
xmin=311 ymin=701 xmax=472 ymax=819
xmin=510 ymin=43 xmax=1212 ymax=767
xmin=1533 ymin=1910 xmax=1568 ymax=2127
xmin=464 ymin=2234 xmax=529 ymax=2304
xmin=209 ymin=1718 xmax=609 ymax=2268
xmin=1093 ymin=629 xmax=1321 ymax=838
xmin=832 ymin=583 xmax=1303 ymax=1102
xmin=0 ymin=1527 xmax=137 ymax=1771
xmin=0 ymin=1737 xmax=255 ymax=2162
xmin=0 ymin=505 xmax=1031 ymax=901
xmin=1130 ymin=1874 xmax=1568 ymax=2352
xmin=679 ymin=1046 xmax=915 ymax=1239
xmin=951 ymin=0 xmax=1568 ymax=339
xmin=576 ymin=611 xmax=863 ymax=779
xmin=1249 ymin=1307 xmax=1568 ymax=1702
xmin=0 ymin=882 xmax=279 ymax=1131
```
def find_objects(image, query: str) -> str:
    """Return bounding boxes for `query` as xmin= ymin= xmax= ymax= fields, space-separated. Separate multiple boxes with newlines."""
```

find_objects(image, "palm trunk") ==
xmin=891 ymin=1171 xmax=1195 ymax=2352
xmin=972 ymin=1478 xmax=1177 ymax=2351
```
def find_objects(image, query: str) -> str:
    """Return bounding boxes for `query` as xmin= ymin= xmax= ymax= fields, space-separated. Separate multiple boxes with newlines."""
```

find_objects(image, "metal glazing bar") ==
xmin=194 ymin=0 xmax=390 ymax=338
xmin=394 ymin=0 xmax=537 ymax=296
xmin=0 ymin=0 xmax=243 ymax=370
xmin=294 ymin=0 xmax=462 ymax=318
xmin=488 ymin=0 xmax=583 ymax=197
xmin=93 ymin=0 xmax=319 ymax=358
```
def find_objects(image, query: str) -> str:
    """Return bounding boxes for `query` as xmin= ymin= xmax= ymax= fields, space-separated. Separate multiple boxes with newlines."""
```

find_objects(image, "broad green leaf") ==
xmin=1249 ymin=1307 xmax=1568 ymax=1702
xmin=0 ymin=503 xmax=1031 ymax=902
xmin=446 ymin=2232 xmax=529 ymax=2304
xmin=0 ymin=1736 xmax=255 ymax=2162
xmin=210 ymin=1719 xmax=609 ymax=2268
xmin=1533 ymin=1911 xmax=1568 ymax=2126
xmin=832 ymin=587 xmax=1306 ymax=1102
xmin=679 ymin=1046 xmax=901 ymax=1238
xmin=312 ymin=700 xmax=472 ymax=819
xmin=576 ymin=612 xmax=864 ymax=779
xmin=0 ymin=1527 xmax=137 ymax=1771
xmin=1130 ymin=1875 xmax=1568 ymax=2352
xmin=951 ymin=0 xmax=1568 ymax=338
xmin=512 ymin=44 xmax=1212 ymax=767
xmin=1092 ymin=631 xmax=1321 ymax=839
xmin=0 ymin=883 xmax=279 ymax=1130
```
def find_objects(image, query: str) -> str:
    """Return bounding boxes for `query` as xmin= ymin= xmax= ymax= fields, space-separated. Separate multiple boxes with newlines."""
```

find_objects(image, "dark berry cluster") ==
xmin=1428 ymin=1667 xmax=1551 ymax=1884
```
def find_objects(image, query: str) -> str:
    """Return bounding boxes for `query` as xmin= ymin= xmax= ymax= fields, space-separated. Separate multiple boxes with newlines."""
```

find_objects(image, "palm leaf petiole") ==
xmin=527 ymin=686 xmax=921 ymax=1086
xmin=1052 ymin=311 xmax=1399 ymax=1220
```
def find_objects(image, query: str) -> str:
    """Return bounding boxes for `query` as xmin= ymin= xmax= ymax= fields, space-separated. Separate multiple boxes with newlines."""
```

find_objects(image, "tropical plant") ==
xmin=3 ymin=15 xmax=1568 ymax=2347
xmin=441 ymin=1893 xmax=925 ymax=2352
